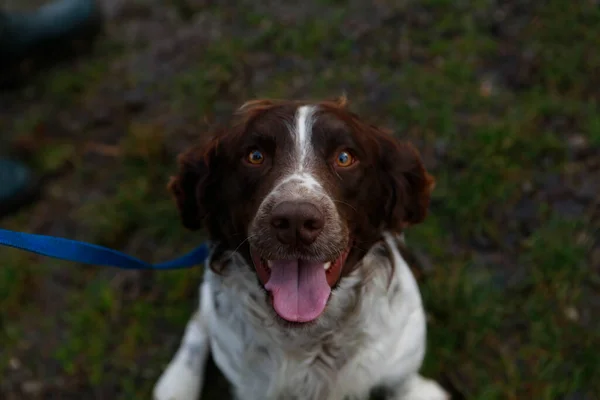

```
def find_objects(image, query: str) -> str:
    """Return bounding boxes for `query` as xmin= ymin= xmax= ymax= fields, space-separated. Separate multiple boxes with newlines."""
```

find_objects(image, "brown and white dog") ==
xmin=153 ymin=98 xmax=449 ymax=400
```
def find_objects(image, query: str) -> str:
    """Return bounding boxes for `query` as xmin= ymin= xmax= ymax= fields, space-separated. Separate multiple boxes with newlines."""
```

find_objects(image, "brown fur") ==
xmin=168 ymin=97 xmax=435 ymax=278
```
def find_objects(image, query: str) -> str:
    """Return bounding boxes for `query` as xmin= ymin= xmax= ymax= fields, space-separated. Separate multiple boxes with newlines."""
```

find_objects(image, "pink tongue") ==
xmin=264 ymin=260 xmax=331 ymax=322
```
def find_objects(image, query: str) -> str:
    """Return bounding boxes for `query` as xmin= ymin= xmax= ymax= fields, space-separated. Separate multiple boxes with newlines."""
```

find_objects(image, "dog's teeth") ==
xmin=266 ymin=261 xmax=273 ymax=269
xmin=324 ymin=262 xmax=331 ymax=270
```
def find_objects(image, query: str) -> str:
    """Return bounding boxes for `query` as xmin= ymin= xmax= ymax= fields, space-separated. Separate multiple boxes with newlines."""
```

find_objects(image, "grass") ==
xmin=1 ymin=0 xmax=598 ymax=399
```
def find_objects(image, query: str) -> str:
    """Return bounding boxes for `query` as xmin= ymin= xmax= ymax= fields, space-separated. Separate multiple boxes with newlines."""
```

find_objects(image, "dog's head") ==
xmin=169 ymin=98 xmax=434 ymax=324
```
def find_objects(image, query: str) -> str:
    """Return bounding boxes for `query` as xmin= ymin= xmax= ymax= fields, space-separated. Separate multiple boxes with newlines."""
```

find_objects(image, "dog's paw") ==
xmin=153 ymin=358 xmax=203 ymax=400
xmin=401 ymin=375 xmax=450 ymax=400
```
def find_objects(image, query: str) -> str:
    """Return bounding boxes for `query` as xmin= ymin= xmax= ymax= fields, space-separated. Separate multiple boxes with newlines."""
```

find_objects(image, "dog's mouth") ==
xmin=250 ymin=245 xmax=351 ymax=324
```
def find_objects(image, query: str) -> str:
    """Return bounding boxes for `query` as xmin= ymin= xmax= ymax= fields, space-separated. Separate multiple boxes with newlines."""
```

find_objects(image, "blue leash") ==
xmin=0 ymin=228 xmax=209 ymax=270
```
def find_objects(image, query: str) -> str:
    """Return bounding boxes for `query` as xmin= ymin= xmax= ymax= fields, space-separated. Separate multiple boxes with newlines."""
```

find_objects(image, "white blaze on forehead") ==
xmin=295 ymin=105 xmax=316 ymax=172
xmin=265 ymin=105 xmax=323 ymax=196
xmin=277 ymin=172 xmax=321 ymax=190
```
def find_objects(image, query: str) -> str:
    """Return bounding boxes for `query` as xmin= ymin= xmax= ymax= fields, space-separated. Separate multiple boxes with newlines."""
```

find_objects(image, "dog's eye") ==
xmin=335 ymin=151 xmax=355 ymax=167
xmin=247 ymin=149 xmax=265 ymax=165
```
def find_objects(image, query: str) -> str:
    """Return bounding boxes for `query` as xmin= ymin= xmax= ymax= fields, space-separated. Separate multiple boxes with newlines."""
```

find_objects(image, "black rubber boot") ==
xmin=0 ymin=158 xmax=39 ymax=218
xmin=0 ymin=0 xmax=103 ymax=89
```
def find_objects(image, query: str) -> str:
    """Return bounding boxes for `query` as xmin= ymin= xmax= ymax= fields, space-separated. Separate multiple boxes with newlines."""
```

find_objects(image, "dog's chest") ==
xmin=202 ymin=271 xmax=362 ymax=399
xmin=206 ymin=301 xmax=391 ymax=400
xmin=201 ymin=242 xmax=425 ymax=400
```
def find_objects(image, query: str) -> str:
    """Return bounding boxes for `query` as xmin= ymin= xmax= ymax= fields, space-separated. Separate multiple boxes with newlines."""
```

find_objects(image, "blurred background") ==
xmin=0 ymin=0 xmax=598 ymax=399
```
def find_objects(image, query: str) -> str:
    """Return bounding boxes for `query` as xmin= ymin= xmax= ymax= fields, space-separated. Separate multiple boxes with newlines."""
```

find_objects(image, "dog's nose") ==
xmin=270 ymin=201 xmax=325 ymax=245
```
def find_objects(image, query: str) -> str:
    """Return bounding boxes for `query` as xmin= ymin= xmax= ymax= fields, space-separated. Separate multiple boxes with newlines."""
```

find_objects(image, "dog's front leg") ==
xmin=395 ymin=374 xmax=450 ymax=400
xmin=153 ymin=309 xmax=210 ymax=400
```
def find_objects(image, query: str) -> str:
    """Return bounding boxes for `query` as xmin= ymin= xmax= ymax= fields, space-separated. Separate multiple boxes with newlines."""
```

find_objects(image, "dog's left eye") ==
xmin=335 ymin=151 xmax=355 ymax=167
xmin=247 ymin=149 xmax=265 ymax=165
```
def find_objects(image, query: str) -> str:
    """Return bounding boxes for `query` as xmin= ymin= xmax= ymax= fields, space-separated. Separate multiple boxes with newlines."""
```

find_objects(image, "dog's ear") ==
xmin=168 ymin=138 xmax=218 ymax=231
xmin=376 ymin=131 xmax=435 ymax=231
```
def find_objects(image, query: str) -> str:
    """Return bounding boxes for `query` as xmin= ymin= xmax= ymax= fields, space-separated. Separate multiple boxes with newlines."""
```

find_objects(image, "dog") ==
xmin=153 ymin=97 xmax=449 ymax=400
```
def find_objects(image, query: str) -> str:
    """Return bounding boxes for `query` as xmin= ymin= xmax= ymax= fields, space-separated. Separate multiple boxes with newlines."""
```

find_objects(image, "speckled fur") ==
xmin=154 ymin=232 xmax=449 ymax=400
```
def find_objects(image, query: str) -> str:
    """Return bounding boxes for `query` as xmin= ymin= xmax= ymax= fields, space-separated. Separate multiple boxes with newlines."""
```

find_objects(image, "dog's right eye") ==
xmin=247 ymin=149 xmax=265 ymax=165
xmin=334 ymin=150 xmax=356 ymax=168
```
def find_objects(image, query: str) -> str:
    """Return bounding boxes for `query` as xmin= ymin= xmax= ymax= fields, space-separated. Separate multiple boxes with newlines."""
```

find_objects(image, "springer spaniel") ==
xmin=153 ymin=98 xmax=449 ymax=400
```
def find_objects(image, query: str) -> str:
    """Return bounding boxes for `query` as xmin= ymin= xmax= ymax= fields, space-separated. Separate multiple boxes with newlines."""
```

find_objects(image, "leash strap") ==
xmin=0 ymin=228 xmax=209 ymax=270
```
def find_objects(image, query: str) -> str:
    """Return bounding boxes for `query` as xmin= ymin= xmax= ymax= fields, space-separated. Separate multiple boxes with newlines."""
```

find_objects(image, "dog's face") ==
xmin=170 ymin=98 xmax=434 ymax=324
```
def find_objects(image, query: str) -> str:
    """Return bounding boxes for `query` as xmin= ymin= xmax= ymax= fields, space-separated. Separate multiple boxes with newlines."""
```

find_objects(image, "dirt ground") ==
xmin=0 ymin=0 xmax=599 ymax=399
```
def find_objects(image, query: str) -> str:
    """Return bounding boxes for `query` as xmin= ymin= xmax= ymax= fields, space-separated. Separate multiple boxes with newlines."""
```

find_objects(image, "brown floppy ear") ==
xmin=377 ymin=132 xmax=435 ymax=230
xmin=168 ymin=139 xmax=218 ymax=231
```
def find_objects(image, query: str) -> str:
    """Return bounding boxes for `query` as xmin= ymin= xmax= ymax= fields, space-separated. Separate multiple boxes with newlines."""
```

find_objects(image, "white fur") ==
xmin=153 ymin=311 xmax=210 ymax=400
xmin=295 ymin=105 xmax=315 ymax=171
xmin=270 ymin=172 xmax=323 ymax=193
xmin=154 ymin=232 xmax=449 ymax=400
xmin=268 ymin=105 xmax=320 ymax=194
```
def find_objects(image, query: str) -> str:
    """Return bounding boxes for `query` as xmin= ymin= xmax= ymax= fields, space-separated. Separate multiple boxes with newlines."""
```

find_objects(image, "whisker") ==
xmin=220 ymin=234 xmax=259 ymax=265
xmin=233 ymin=234 xmax=257 ymax=254
xmin=333 ymin=169 xmax=343 ymax=181
xmin=331 ymin=199 xmax=357 ymax=212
